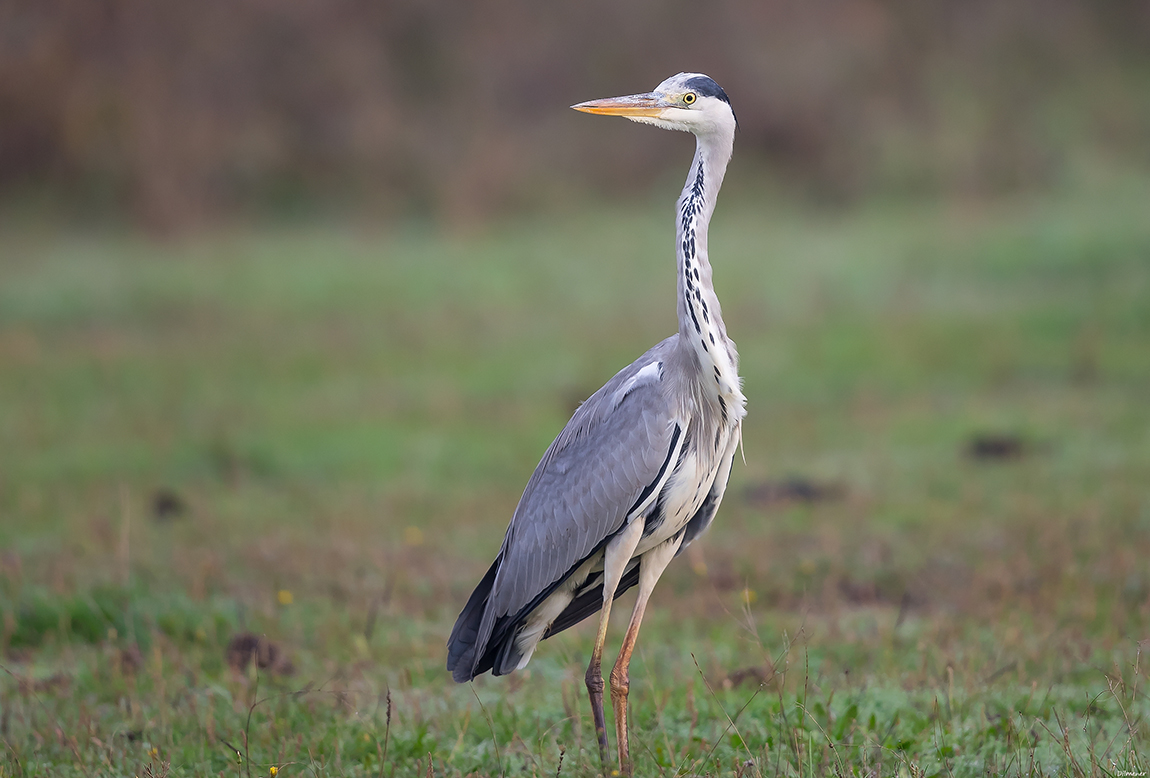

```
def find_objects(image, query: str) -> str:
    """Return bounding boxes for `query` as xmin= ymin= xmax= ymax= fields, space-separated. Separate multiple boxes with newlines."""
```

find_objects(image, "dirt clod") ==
xmin=743 ymin=477 xmax=845 ymax=507
xmin=151 ymin=488 xmax=187 ymax=521
xmin=225 ymin=632 xmax=293 ymax=675
xmin=966 ymin=433 xmax=1026 ymax=460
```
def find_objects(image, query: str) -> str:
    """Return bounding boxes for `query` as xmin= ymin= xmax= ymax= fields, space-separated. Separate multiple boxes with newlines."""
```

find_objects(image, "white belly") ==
xmin=633 ymin=419 xmax=737 ymax=557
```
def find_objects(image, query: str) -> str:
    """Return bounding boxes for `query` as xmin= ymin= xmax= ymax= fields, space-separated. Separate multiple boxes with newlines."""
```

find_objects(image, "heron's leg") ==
xmin=584 ymin=595 xmax=613 ymax=768
xmin=586 ymin=518 xmax=645 ymax=771
xmin=610 ymin=533 xmax=684 ymax=777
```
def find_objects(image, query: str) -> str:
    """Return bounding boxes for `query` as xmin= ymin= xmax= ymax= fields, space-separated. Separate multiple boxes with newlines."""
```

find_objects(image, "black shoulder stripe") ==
xmin=626 ymin=423 xmax=682 ymax=516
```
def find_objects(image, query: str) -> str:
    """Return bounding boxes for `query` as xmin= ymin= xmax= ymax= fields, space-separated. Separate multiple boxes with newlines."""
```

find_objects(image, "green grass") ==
xmin=1 ymin=176 xmax=1149 ymax=776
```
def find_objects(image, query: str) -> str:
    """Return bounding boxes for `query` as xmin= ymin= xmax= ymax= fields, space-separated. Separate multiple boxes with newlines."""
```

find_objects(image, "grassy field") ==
xmin=1 ymin=176 xmax=1149 ymax=776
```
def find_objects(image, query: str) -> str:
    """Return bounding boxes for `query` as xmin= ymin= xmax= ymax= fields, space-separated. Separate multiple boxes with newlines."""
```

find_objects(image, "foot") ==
xmin=586 ymin=660 xmax=611 ymax=768
xmin=610 ymin=666 xmax=631 ymax=776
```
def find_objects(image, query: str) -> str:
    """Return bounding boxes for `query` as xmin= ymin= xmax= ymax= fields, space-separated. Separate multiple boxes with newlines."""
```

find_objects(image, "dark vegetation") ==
xmin=2 ymin=0 xmax=1150 ymax=231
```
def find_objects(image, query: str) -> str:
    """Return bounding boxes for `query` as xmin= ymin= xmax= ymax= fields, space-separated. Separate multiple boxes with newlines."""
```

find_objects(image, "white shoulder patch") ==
xmin=612 ymin=361 xmax=662 ymax=409
xmin=632 ymin=361 xmax=662 ymax=385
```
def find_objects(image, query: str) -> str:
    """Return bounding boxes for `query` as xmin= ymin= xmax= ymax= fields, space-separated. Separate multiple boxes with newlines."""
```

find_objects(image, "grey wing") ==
xmin=491 ymin=356 xmax=680 ymax=617
xmin=448 ymin=337 xmax=683 ymax=679
xmin=543 ymin=416 xmax=738 ymax=639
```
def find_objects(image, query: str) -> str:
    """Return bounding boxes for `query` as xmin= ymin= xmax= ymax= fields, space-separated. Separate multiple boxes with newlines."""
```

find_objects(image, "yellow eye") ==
xmin=683 ymin=92 xmax=697 ymax=105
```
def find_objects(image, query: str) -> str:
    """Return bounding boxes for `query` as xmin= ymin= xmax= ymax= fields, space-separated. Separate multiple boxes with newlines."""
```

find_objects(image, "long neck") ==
xmin=675 ymin=131 xmax=739 ymax=401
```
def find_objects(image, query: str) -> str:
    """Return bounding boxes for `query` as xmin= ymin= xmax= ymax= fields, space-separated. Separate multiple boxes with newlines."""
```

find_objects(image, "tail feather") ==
xmin=449 ymin=535 xmax=626 ymax=682
xmin=448 ymin=555 xmax=536 ymax=682
xmin=446 ymin=557 xmax=500 ymax=682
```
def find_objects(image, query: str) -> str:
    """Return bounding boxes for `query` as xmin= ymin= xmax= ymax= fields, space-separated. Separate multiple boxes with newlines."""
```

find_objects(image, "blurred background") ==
xmin=2 ymin=2 xmax=1150 ymax=773
xmin=3 ymin=0 xmax=1149 ymax=231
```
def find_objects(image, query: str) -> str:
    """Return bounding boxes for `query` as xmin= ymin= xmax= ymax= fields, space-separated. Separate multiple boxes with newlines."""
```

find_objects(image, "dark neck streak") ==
xmin=675 ymin=145 xmax=738 ymax=420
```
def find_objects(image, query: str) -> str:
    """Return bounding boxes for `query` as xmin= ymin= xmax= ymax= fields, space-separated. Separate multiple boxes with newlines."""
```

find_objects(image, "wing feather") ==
xmin=454 ymin=337 xmax=683 ymax=678
xmin=492 ymin=358 xmax=676 ymax=612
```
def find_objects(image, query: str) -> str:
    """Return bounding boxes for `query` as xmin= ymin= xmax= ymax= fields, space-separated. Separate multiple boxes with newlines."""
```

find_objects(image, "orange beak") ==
xmin=571 ymin=93 xmax=665 ymax=118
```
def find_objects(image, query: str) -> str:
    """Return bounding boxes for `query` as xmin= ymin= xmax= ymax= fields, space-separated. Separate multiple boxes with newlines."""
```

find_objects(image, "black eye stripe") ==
xmin=680 ymin=75 xmax=737 ymax=126
xmin=683 ymin=76 xmax=732 ymax=106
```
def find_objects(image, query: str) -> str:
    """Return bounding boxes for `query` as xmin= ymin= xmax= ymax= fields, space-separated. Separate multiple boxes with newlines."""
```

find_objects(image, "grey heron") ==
xmin=447 ymin=72 xmax=744 ymax=775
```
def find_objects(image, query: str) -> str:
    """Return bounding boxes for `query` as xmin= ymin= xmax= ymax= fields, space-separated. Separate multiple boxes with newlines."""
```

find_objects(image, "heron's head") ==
xmin=572 ymin=73 xmax=736 ymax=137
